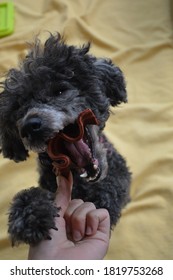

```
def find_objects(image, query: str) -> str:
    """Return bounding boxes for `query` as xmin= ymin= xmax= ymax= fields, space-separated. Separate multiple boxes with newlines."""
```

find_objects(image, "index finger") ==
xmin=55 ymin=171 xmax=73 ymax=216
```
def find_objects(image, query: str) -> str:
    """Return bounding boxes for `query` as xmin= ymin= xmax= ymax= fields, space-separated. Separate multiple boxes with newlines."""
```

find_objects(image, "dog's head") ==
xmin=0 ymin=33 xmax=127 ymax=182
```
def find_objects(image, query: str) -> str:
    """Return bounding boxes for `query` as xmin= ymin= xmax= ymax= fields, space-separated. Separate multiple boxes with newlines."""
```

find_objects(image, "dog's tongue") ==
xmin=47 ymin=109 xmax=99 ymax=178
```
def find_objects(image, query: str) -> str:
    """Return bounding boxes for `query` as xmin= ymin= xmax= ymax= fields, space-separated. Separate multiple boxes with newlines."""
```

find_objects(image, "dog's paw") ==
xmin=8 ymin=187 xmax=59 ymax=246
xmin=3 ymin=146 xmax=28 ymax=162
xmin=1 ymin=136 xmax=29 ymax=162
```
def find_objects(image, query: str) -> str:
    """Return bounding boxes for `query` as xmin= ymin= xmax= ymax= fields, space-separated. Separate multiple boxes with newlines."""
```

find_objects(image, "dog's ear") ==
xmin=0 ymin=90 xmax=29 ymax=162
xmin=94 ymin=59 xmax=127 ymax=106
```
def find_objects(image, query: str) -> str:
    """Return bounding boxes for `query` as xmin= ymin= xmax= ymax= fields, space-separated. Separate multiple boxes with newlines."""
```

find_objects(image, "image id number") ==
xmin=104 ymin=266 xmax=163 ymax=276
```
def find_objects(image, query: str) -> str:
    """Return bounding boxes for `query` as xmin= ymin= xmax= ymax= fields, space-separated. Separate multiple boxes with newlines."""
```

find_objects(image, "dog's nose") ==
xmin=21 ymin=117 xmax=42 ymax=138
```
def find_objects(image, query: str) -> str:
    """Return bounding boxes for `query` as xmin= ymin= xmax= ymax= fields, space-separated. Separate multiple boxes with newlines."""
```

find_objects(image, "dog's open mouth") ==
xmin=47 ymin=109 xmax=101 ymax=182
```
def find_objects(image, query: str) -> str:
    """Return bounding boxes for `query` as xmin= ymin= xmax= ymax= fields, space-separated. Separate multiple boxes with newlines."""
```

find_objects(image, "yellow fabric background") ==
xmin=0 ymin=0 xmax=173 ymax=259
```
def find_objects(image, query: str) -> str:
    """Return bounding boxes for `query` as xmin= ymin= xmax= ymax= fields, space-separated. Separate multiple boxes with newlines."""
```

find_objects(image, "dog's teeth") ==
xmin=86 ymin=167 xmax=100 ymax=182
xmin=80 ymin=171 xmax=88 ymax=178
xmin=86 ymin=177 xmax=91 ymax=182
xmin=93 ymin=164 xmax=98 ymax=170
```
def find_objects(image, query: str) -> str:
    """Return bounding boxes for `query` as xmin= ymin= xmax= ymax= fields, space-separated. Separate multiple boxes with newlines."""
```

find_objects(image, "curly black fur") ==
xmin=8 ymin=187 xmax=59 ymax=245
xmin=0 ymin=33 xmax=131 ymax=245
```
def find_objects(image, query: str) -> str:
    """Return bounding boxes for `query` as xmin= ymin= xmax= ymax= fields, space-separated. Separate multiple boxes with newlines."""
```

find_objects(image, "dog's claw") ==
xmin=46 ymin=235 xmax=52 ymax=240
xmin=51 ymin=226 xmax=58 ymax=231
xmin=53 ymin=213 xmax=60 ymax=217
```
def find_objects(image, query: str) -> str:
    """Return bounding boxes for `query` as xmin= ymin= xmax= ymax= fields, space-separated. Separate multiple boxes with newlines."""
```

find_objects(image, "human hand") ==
xmin=28 ymin=172 xmax=110 ymax=260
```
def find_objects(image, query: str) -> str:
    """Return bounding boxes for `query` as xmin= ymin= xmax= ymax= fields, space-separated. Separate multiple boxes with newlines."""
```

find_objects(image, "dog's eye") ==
xmin=58 ymin=88 xmax=67 ymax=95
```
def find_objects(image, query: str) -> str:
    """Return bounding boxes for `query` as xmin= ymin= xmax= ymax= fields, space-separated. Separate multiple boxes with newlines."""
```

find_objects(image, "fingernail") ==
xmin=86 ymin=227 xmax=92 ymax=235
xmin=73 ymin=230 xmax=82 ymax=241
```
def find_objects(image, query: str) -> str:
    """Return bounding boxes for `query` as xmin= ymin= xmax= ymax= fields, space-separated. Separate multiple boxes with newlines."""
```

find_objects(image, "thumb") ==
xmin=55 ymin=172 xmax=73 ymax=216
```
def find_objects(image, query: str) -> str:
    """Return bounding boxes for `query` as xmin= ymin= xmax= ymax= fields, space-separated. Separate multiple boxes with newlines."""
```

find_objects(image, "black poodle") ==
xmin=0 ymin=33 xmax=131 ymax=245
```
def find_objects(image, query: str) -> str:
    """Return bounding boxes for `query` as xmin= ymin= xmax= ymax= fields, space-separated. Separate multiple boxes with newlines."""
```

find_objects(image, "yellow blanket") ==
xmin=0 ymin=0 xmax=173 ymax=259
